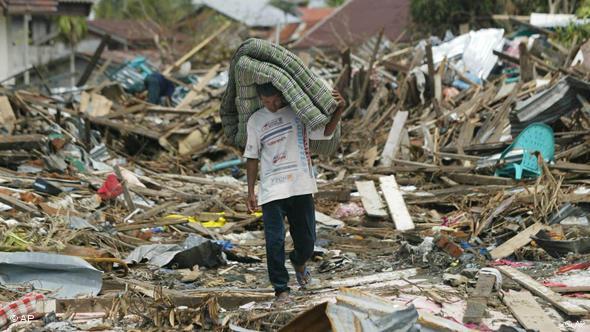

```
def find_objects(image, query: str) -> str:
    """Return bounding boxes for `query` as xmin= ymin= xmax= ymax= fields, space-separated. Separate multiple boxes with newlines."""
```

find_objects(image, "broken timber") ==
xmin=490 ymin=222 xmax=545 ymax=259
xmin=497 ymin=266 xmax=587 ymax=316
xmin=380 ymin=111 xmax=408 ymax=167
xmin=463 ymin=273 xmax=496 ymax=324
xmin=379 ymin=175 xmax=415 ymax=231
xmin=0 ymin=134 xmax=47 ymax=151
xmin=502 ymin=290 xmax=561 ymax=332
xmin=355 ymin=180 xmax=388 ymax=218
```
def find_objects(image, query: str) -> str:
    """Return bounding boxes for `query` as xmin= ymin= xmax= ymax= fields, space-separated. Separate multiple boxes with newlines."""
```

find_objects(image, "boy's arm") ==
xmin=246 ymin=158 xmax=259 ymax=212
xmin=324 ymin=89 xmax=346 ymax=136
xmin=244 ymin=118 xmax=261 ymax=212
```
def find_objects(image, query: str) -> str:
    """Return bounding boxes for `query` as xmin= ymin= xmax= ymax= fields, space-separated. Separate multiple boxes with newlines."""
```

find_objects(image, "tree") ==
xmin=57 ymin=16 xmax=87 ymax=87
xmin=326 ymin=0 xmax=345 ymax=7
xmin=94 ymin=0 xmax=193 ymax=26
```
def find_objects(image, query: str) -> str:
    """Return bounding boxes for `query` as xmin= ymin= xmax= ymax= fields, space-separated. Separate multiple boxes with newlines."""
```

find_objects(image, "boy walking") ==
xmin=244 ymin=83 xmax=345 ymax=303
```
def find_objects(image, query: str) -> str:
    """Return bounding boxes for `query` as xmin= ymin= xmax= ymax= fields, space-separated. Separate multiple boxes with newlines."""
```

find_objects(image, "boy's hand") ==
xmin=246 ymin=192 xmax=258 ymax=213
xmin=332 ymin=89 xmax=346 ymax=112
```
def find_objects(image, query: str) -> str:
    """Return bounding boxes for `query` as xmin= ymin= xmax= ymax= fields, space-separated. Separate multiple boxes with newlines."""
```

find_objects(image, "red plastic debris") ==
xmin=543 ymin=281 xmax=567 ymax=288
xmin=557 ymin=261 xmax=590 ymax=274
xmin=97 ymin=174 xmax=123 ymax=200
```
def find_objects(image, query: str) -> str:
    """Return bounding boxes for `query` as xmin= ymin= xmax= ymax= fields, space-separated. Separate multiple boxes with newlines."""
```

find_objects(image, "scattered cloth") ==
xmin=0 ymin=293 xmax=45 ymax=329
xmin=125 ymin=234 xmax=226 ymax=269
xmin=97 ymin=174 xmax=123 ymax=200
xmin=478 ymin=268 xmax=503 ymax=290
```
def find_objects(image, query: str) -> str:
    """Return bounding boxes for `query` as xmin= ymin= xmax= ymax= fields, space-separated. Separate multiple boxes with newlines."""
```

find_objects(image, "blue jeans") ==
xmin=262 ymin=194 xmax=316 ymax=294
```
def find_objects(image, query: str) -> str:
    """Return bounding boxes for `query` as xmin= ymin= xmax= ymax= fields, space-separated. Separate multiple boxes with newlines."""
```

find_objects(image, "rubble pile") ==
xmin=3 ymin=18 xmax=590 ymax=332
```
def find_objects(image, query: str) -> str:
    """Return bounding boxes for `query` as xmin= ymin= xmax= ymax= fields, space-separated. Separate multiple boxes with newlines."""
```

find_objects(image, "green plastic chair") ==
xmin=495 ymin=123 xmax=555 ymax=180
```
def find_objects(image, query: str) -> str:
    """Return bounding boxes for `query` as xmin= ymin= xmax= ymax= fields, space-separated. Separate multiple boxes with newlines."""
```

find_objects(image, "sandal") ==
xmin=295 ymin=267 xmax=312 ymax=288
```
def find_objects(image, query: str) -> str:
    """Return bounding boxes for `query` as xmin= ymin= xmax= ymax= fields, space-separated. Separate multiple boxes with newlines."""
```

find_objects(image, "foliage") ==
xmin=410 ymin=0 xmax=550 ymax=34
xmin=326 ymin=0 xmax=345 ymax=7
xmin=555 ymin=23 xmax=590 ymax=46
xmin=57 ymin=16 xmax=88 ymax=46
xmin=94 ymin=0 xmax=193 ymax=26
xmin=578 ymin=0 xmax=590 ymax=16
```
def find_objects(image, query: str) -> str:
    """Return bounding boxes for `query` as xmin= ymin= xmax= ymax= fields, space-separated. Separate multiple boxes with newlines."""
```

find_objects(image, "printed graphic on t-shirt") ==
xmin=243 ymin=106 xmax=330 ymax=205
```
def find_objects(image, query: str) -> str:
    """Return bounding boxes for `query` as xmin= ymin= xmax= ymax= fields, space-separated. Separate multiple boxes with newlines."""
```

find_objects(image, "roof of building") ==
xmin=197 ymin=0 xmax=300 ymax=27
xmin=292 ymin=0 xmax=410 ymax=49
xmin=280 ymin=6 xmax=334 ymax=43
xmin=0 ymin=0 xmax=93 ymax=14
xmin=88 ymin=19 xmax=163 ymax=44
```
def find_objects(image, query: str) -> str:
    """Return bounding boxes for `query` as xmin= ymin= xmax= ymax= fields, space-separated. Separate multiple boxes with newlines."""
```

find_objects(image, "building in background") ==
xmin=0 ymin=0 xmax=94 ymax=84
xmin=292 ymin=0 xmax=410 ymax=50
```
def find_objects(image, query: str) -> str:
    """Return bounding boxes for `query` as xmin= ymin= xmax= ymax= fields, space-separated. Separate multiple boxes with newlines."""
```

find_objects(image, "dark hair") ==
xmin=256 ymin=83 xmax=282 ymax=97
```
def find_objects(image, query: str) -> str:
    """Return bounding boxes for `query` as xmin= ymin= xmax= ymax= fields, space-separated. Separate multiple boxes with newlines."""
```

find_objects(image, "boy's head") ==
xmin=256 ymin=83 xmax=286 ymax=112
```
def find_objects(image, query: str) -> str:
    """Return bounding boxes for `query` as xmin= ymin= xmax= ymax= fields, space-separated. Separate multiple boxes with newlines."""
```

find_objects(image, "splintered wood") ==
xmin=502 ymin=290 xmax=560 ymax=332
xmin=355 ymin=180 xmax=388 ymax=218
xmin=498 ymin=266 xmax=587 ymax=316
xmin=378 ymin=175 xmax=415 ymax=231
xmin=490 ymin=223 xmax=545 ymax=259
xmin=463 ymin=273 xmax=495 ymax=324
xmin=381 ymin=110 xmax=408 ymax=167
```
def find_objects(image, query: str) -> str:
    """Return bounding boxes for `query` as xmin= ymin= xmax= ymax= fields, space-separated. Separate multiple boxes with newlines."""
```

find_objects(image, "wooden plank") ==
xmin=355 ymin=180 xmax=388 ymax=218
xmin=490 ymin=223 xmax=545 ymax=259
xmin=0 ymin=134 xmax=46 ymax=151
xmin=162 ymin=22 xmax=231 ymax=75
xmin=114 ymin=165 xmax=136 ymax=211
xmin=419 ymin=311 xmax=475 ymax=332
xmin=330 ymin=268 xmax=418 ymax=288
xmin=447 ymin=173 xmax=515 ymax=186
xmin=176 ymin=63 xmax=220 ymax=109
xmin=379 ymin=175 xmax=415 ymax=231
xmin=552 ymin=286 xmax=590 ymax=293
xmin=497 ymin=266 xmax=587 ymax=316
xmin=380 ymin=111 xmax=408 ymax=167
xmin=502 ymin=290 xmax=561 ymax=332
xmin=463 ymin=273 xmax=496 ymax=323
xmin=0 ymin=192 xmax=42 ymax=216
xmin=519 ymin=42 xmax=534 ymax=83
xmin=89 ymin=116 xmax=161 ymax=140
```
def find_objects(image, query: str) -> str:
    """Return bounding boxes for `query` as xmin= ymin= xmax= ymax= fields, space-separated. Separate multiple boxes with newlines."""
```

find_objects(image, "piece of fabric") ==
xmin=145 ymin=73 xmax=174 ymax=104
xmin=97 ymin=174 xmax=123 ymax=200
xmin=244 ymin=106 xmax=331 ymax=205
xmin=220 ymin=38 xmax=340 ymax=155
xmin=262 ymin=194 xmax=316 ymax=294
xmin=0 ymin=293 xmax=45 ymax=329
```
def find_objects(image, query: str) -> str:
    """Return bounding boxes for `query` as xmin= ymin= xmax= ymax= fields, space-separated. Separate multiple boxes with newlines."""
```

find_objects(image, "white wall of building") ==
xmin=0 ymin=14 xmax=100 ymax=83
xmin=0 ymin=14 xmax=9 ymax=82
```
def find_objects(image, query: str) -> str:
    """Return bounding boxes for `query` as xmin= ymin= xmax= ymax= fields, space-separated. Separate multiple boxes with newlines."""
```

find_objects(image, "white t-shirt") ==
xmin=244 ymin=106 xmax=333 ymax=205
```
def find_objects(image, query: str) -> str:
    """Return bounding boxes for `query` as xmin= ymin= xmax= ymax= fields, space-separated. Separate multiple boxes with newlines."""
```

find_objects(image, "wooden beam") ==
xmin=490 ymin=223 xmax=545 ymax=259
xmin=162 ymin=22 xmax=231 ymax=75
xmin=176 ymin=63 xmax=220 ymax=109
xmin=0 ymin=192 xmax=42 ymax=216
xmin=519 ymin=42 xmax=534 ymax=83
xmin=0 ymin=134 xmax=46 ymax=151
xmin=77 ymin=34 xmax=110 ymax=87
xmin=355 ymin=180 xmax=388 ymax=218
xmin=502 ymin=290 xmax=561 ymax=332
xmin=497 ymin=266 xmax=587 ymax=316
xmin=380 ymin=111 xmax=408 ymax=167
xmin=379 ymin=175 xmax=415 ymax=231
xmin=463 ymin=273 xmax=496 ymax=323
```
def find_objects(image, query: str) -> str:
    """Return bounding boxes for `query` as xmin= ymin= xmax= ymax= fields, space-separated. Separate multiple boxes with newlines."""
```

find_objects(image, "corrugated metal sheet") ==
xmin=0 ymin=0 xmax=93 ymax=14
xmin=293 ymin=0 xmax=410 ymax=49
xmin=511 ymin=76 xmax=590 ymax=134
xmin=200 ymin=0 xmax=300 ymax=27
xmin=1 ymin=0 xmax=58 ymax=14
